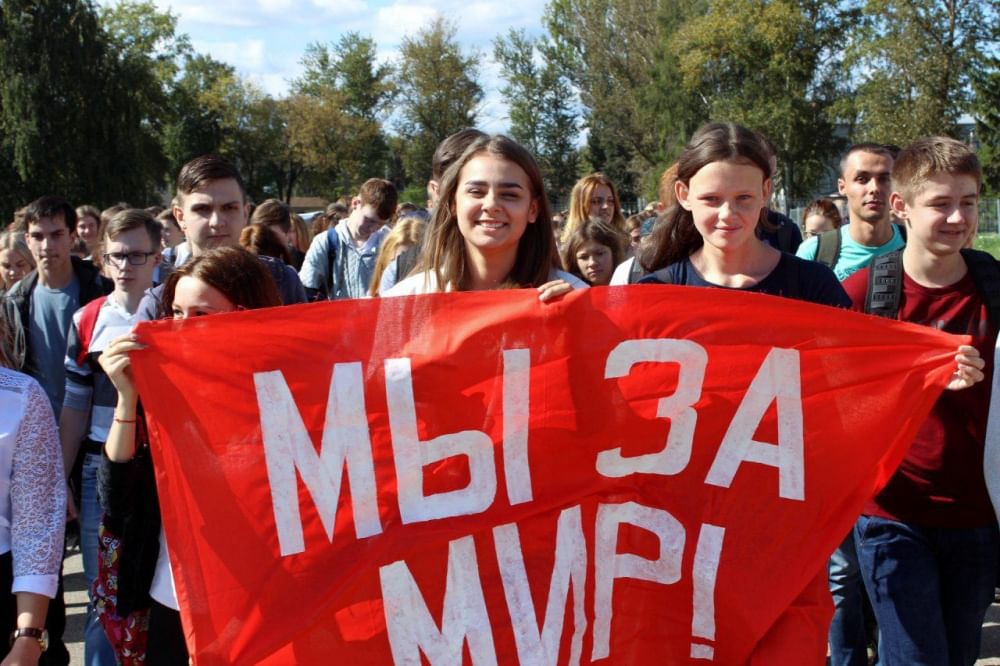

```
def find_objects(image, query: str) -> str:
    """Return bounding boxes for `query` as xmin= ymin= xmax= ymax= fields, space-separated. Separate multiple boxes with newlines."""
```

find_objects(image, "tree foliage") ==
xmin=292 ymin=33 xmax=394 ymax=194
xmin=973 ymin=59 xmax=1000 ymax=195
xmin=0 ymin=0 xmax=159 ymax=216
xmin=839 ymin=0 xmax=998 ymax=144
xmin=396 ymin=17 xmax=483 ymax=186
xmin=672 ymin=0 xmax=850 ymax=198
xmin=2 ymin=0 xmax=996 ymax=221
xmin=493 ymin=29 xmax=580 ymax=204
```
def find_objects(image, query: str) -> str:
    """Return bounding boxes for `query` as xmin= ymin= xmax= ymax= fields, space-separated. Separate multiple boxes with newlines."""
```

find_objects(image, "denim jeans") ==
xmin=855 ymin=514 xmax=998 ymax=666
xmin=828 ymin=530 xmax=870 ymax=666
xmin=80 ymin=452 xmax=117 ymax=666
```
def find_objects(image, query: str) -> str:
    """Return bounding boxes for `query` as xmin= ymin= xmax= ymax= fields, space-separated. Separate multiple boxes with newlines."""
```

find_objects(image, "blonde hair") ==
xmin=290 ymin=213 xmax=312 ymax=253
xmin=0 ymin=231 xmax=36 ymax=289
xmin=892 ymin=136 xmax=981 ymax=203
xmin=561 ymin=173 xmax=627 ymax=244
xmin=369 ymin=216 xmax=427 ymax=296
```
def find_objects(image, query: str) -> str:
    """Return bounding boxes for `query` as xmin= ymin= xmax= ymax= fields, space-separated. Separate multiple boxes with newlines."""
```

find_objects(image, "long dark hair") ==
xmin=161 ymin=246 xmax=281 ymax=317
xmin=417 ymin=134 xmax=558 ymax=290
xmin=640 ymin=123 xmax=775 ymax=272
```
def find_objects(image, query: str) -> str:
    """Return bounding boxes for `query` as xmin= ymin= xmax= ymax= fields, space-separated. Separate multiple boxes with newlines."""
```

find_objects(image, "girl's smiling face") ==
xmin=676 ymin=160 xmax=771 ymax=253
xmin=454 ymin=153 xmax=538 ymax=260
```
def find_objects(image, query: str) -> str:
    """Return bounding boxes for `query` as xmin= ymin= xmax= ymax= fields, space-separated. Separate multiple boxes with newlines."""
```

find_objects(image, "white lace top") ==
xmin=0 ymin=368 xmax=66 ymax=597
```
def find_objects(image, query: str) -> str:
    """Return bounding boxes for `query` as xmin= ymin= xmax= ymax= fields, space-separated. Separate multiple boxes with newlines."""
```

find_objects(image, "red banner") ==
xmin=130 ymin=285 xmax=962 ymax=665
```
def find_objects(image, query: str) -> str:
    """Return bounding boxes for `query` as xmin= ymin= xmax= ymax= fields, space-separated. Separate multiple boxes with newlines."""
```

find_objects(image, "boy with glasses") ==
xmin=60 ymin=209 xmax=163 ymax=666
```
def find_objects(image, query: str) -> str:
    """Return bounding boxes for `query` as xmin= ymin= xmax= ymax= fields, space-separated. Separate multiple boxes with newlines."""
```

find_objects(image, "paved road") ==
xmin=60 ymin=551 xmax=1000 ymax=664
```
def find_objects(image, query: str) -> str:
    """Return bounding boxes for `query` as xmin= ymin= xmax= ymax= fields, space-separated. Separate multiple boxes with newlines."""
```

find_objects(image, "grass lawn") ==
xmin=975 ymin=234 xmax=1000 ymax=259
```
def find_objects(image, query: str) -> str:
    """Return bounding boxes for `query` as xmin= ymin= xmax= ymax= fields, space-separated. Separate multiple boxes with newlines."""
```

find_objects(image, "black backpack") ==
xmin=865 ymin=248 xmax=1000 ymax=329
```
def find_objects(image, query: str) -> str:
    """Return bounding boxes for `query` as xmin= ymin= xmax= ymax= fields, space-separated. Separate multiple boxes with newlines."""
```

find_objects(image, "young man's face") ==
xmin=892 ymin=173 xmax=979 ymax=256
xmin=103 ymin=227 xmax=161 ymax=297
xmin=26 ymin=214 xmax=75 ymax=275
xmin=838 ymin=151 xmax=893 ymax=226
xmin=173 ymin=178 xmax=248 ymax=257
xmin=346 ymin=204 xmax=387 ymax=243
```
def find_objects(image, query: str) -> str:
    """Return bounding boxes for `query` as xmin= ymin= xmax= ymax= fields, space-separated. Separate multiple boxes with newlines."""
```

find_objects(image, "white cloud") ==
xmin=373 ymin=4 xmax=442 ymax=45
xmin=192 ymin=38 xmax=268 ymax=70
xmin=102 ymin=0 xmax=551 ymax=131
xmin=309 ymin=0 xmax=367 ymax=13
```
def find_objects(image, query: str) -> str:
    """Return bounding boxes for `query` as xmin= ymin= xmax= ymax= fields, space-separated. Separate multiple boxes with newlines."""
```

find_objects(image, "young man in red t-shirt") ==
xmin=843 ymin=136 xmax=994 ymax=664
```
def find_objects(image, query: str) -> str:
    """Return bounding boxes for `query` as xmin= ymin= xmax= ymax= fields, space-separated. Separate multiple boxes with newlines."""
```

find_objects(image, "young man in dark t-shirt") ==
xmin=843 ymin=136 xmax=994 ymax=665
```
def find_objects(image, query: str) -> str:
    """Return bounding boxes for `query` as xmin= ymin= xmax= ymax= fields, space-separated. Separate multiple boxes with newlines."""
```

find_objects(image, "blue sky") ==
xmin=130 ymin=0 xmax=551 ymax=133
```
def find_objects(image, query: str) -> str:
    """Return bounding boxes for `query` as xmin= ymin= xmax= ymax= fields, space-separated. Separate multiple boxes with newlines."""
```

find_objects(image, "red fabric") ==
xmin=844 ymin=269 xmax=996 ymax=527
xmin=129 ymin=285 xmax=962 ymax=665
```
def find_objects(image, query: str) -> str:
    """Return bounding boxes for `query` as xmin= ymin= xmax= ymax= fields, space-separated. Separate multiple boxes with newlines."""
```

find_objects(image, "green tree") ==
xmin=544 ymin=0 xmax=707 ymax=200
xmin=395 ymin=17 xmax=483 ymax=186
xmin=840 ymin=0 xmax=998 ymax=144
xmin=163 ymin=53 xmax=235 ymax=177
xmin=494 ymin=29 xmax=580 ymax=204
xmin=100 ymin=0 xmax=192 ymax=195
xmin=972 ymin=59 xmax=1000 ymax=195
xmin=0 ymin=0 xmax=154 ymax=216
xmin=671 ymin=0 xmax=851 ymax=198
xmin=293 ymin=33 xmax=394 ymax=190
xmin=286 ymin=89 xmax=381 ymax=198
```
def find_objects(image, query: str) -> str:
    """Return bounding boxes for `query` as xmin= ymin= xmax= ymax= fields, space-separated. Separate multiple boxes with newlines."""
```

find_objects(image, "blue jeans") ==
xmin=80 ymin=452 xmax=117 ymax=666
xmin=855 ymin=514 xmax=998 ymax=666
xmin=828 ymin=531 xmax=869 ymax=666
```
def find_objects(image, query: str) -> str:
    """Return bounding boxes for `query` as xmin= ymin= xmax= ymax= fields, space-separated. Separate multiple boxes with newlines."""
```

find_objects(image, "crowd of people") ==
xmin=0 ymin=121 xmax=995 ymax=665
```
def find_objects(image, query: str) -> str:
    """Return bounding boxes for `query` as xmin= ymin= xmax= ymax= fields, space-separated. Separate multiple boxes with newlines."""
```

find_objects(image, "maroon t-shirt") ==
xmin=843 ymin=268 xmax=996 ymax=528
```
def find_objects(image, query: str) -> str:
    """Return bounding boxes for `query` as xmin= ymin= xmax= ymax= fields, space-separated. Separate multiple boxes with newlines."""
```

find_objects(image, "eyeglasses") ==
xmin=103 ymin=251 xmax=157 ymax=267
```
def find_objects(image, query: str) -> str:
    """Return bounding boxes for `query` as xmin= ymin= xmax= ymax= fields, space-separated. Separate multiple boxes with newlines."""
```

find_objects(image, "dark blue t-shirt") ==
xmin=638 ymin=252 xmax=852 ymax=308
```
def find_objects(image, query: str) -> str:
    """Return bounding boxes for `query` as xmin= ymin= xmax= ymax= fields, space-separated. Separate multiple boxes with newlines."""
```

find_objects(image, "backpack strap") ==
xmin=960 ymin=248 xmax=1000 ymax=332
xmin=893 ymin=222 xmax=908 ymax=243
xmin=815 ymin=228 xmax=841 ymax=269
xmin=627 ymin=258 xmax=646 ymax=284
xmin=865 ymin=250 xmax=903 ymax=319
xmin=325 ymin=228 xmax=347 ymax=300
xmin=76 ymin=295 xmax=108 ymax=365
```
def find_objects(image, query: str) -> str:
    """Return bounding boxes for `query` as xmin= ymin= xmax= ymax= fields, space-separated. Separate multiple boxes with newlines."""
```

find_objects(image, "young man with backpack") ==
xmin=299 ymin=178 xmax=398 ymax=300
xmin=843 ymin=136 xmax=996 ymax=664
xmin=797 ymin=143 xmax=905 ymax=281
xmin=795 ymin=143 xmax=905 ymax=666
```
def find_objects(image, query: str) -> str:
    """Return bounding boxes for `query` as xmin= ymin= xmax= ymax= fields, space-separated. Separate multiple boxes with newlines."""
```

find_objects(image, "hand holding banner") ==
xmin=130 ymin=285 xmax=962 ymax=664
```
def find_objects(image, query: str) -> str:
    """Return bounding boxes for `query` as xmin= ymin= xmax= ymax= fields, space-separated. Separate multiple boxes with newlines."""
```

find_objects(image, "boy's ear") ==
xmin=173 ymin=204 xmax=186 ymax=230
xmin=889 ymin=192 xmax=908 ymax=219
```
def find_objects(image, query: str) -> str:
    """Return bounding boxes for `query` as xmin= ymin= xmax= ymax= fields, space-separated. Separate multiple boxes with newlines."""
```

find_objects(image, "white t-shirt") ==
xmin=609 ymin=257 xmax=638 ymax=286
xmin=149 ymin=526 xmax=179 ymax=610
